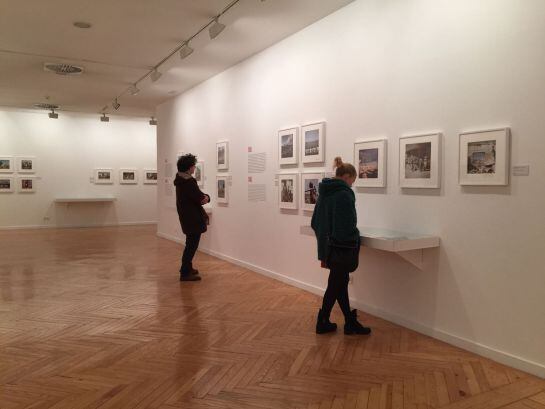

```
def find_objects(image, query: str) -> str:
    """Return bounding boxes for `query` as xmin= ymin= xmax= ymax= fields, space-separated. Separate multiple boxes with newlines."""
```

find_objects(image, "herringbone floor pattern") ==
xmin=0 ymin=226 xmax=543 ymax=408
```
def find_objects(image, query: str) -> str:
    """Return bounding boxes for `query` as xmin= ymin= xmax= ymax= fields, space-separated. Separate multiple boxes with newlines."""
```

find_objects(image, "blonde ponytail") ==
xmin=333 ymin=156 xmax=357 ymax=178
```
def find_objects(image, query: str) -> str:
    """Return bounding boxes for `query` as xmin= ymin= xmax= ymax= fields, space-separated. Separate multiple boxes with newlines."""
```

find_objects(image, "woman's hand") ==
xmin=201 ymin=196 xmax=210 ymax=205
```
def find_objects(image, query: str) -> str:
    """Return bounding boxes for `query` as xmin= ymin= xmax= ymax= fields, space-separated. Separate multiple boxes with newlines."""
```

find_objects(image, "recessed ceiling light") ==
xmin=73 ymin=22 xmax=92 ymax=29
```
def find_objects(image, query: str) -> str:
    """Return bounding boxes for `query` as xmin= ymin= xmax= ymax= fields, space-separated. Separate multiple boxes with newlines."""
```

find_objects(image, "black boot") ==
xmin=316 ymin=309 xmax=337 ymax=334
xmin=344 ymin=309 xmax=371 ymax=335
xmin=180 ymin=273 xmax=201 ymax=282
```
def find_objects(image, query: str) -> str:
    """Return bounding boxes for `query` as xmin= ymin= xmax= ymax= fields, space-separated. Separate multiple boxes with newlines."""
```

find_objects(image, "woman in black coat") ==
xmin=175 ymin=154 xmax=210 ymax=281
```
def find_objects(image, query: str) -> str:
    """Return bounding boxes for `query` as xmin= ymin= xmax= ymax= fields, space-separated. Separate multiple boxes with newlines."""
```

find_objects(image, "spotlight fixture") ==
xmin=48 ymin=109 xmax=58 ymax=119
xmin=179 ymin=42 xmax=194 ymax=59
xmin=150 ymin=69 xmax=162 ymax=82
xmin=112 ymin=98 xmax=120 ymax=110
xmin=129 ymin=84 xmax=140 ymax=95
xmin=73 ymin=21 xmax=92 ymax=29
xmin=149 ymin=117 xmax=157 ymax=126
xmin=209 ymin=18 xmax=226 ymax=40
xmin=100 ymin=113 xmax=110 ymax=122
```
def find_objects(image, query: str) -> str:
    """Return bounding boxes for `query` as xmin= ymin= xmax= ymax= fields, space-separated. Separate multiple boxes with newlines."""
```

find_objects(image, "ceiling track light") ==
xmin=151 ymin=69 xmax=162 ymax=82
xmin=112 ymin=98 xmax=121 ymax=110
xmin=100 ymin=113 xmax=110 ymax=122
xmin=179 ymin=42 xmax=194 ymax=59
xmin=149 ymin=117 xmax=157 ymax=126
xmin=209 ymin=18 xmax=226 ymax=40
xmin=48 ymin=109 xmax=58 ymax=119
xmin=129 ymin=84 xmax=140 ymax=96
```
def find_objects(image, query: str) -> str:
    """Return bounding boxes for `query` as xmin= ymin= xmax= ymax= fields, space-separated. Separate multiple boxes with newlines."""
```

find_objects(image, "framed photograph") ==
xmin=459 ymin=128 xmax=510 ymax=186
xmin=354 ymin=139 xmax=387 ymax=188
xmin=399 ymin=133 xmax=441 ymax=188
xmin=278 ymin=127 xmax=298 ymax=166
xmin=0 ymin=177 xmax=14 ymax=192
xmin=17 ymin=177 xmax=36 ymax=193
xmin=216 ymin=141 xmax=229 ymax=171
xmin=301 ymin=172 xmax=323 ymax=211
xmin=16 ymin=157 xmax=36 ymax=174
xmin=94 ymin=168 xmax=114 ymax=184
xmin=216 ymin=176 xmax=229 ymax=204
xmin=119 ymin=169 xmax=138 ymax=184
xmin=301 ymin=122 xmax=325 ymax=164
xmin=143 ymin=169 xmax=158 ymax=184
xmin=195 ymin=161 xmax=204 ymax=187
xmin=0 ymin=157 xmax=14 ymax=173
xmin=279 ymin=173 xmax=298 ymax=209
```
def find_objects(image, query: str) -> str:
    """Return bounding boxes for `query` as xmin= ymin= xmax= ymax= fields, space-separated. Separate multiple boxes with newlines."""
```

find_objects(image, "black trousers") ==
xmin=321 ymin=266 xmax=351 ymax=320
xmin=181 ymin=233 xmax=201 ymax=275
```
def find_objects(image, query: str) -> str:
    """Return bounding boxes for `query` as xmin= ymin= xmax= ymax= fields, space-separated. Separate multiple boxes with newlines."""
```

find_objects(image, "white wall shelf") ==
xmin=55 ymin=197 xmax=117 ymax=203
xmin=299 ymin=225 xmax=440 ymax=252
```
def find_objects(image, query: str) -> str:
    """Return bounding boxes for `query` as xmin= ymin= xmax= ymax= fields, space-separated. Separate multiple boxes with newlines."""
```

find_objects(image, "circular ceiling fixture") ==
xmin=73 ymin=21 xmax=91 ymax=29
xmin=33 ymin=103 xmax=60 ymax=110
xmin=44 ymin=62 xmax=84 ymax=75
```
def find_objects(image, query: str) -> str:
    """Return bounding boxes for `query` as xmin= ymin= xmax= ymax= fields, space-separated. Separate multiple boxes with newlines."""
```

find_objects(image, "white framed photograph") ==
xmin=354 ymin=139 xmax=387 ymax=188
xmin=195 ymin=161 xmax=204 ymax=187
xmin=399 ymin=133 xmax=441 ymax=189
xmin=94 ymin=168 xmax=114 ymax=184
xmin=216 ymin=175 xmax=229 ymax=204
xmin=459 ymin=128 xmax=510 ymax=186
xmin=216 ymin=141 xmax=229 ymax=171
xmin=278 ymin=127 xmax=298 ymax=166
xmin=17 ymin=177 xmax=36 ymax=193
xmin=143 ymin=169 xmax=158 ymax=184
xmin=0 ymin=176 xmax=14 ymax=192
xmin=16 ymin=157 xmax=36 ymax=174
xmin=301 ymin=122 xmax=325 ymax=164
xmin=279 ymin=173 xmax=298 ymax=210
xmin=119 ymin=169 xmax=138 ymax=184
xmin=301 ymin=172 xmax=323 ymax=211
xmin=0 ymin=157 xmax=14 ymax=173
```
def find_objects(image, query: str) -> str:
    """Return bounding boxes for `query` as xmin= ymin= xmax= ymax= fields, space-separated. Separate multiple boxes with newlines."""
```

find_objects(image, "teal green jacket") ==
xmin=311 ymin=178 xmax=360 ymax=261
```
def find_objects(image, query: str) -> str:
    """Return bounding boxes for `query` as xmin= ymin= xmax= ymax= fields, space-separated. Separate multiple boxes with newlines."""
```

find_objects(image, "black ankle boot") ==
xmin=344 ymin=309 xmax=371 ymax=335
xmin=316 ymin=309 xmax=337 ymax=334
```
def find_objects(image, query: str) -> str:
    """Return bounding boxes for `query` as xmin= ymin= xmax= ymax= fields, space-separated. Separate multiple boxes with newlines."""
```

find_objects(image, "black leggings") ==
xmin=181 ymin=233 xmax=201 ymax=275
xmin=321 ymin=266 xmax=351 ymax=319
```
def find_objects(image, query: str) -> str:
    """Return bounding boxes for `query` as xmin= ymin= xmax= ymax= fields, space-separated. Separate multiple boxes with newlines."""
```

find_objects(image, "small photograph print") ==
xmin=281 ymin=179 xmax=294 ymax=203
xmin=21 ymin=160 xmax=33 ymax=170
xmin=304 ymin=178 xmax=319 ymax=205
xmin=122 ymin=172 xmax=135 ymax=181
xmin=21 ymin=179 xmax=33 ymax=189
xmin=143 ymin=169 xmax=158 ymax=184
xmin=217 ymin=179 xmax=225 ymax=198
xmin=98 ymin=171 xmax=111 ymax=180
xmin=0 ymin=178 xmax=12 ymax=191
xmin=18 ymin=177 xmax=36 ymax=193
xmin=358 ymin=148 xmax=379 ymax=179
xmin=281 ymin=133 xmax=294 ymax=159
xmin=304 ymin=129 xmax=320 ymax=157
xmin=467 ymin=140 xmax=496 ymax=174
xmin=195 ymin=165 xmax=202 ymax=182
xmin=0 ymin=160 xmax=10 ymax=170
xmin=94 ymin=169 xmax=114 ymax=184
xmin=146 ymin=172 xmax=157 ymax=180
xmin=217 ymin=146 xmax=225 ymax=165
xmin=405 ymin=142 xmax=432 ymax=179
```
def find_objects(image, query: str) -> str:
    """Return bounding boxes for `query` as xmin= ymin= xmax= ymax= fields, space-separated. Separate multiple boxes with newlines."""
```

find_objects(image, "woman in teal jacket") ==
xmin=311 ymin=157 xmax=371 ymax=335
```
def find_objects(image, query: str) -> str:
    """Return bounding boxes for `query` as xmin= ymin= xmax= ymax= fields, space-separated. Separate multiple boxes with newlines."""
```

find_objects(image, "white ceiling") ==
xmin=0 ymin=0 xmax=353 ymax=117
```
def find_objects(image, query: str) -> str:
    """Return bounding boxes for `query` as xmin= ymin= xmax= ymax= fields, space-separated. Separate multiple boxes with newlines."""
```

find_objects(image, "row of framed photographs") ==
xmin=278 ymin=172 xmax=324 ymax=211
xmin=354 ymin=128 xmax=511 ymax=188
xmin=0 ymin=156 xmax=37 ymax=174
xmin=0 ymin=176 xmax=37 ymax=193
xmin=279 ymin=122 xmax=325 ymax=165
xmin=93 ymin=168 xmax=158 ymax=185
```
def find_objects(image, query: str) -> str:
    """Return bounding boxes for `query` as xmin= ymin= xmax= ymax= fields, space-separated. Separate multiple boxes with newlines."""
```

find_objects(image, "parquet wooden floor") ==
xmin=1 ymin=226 xmax=543 ymax=409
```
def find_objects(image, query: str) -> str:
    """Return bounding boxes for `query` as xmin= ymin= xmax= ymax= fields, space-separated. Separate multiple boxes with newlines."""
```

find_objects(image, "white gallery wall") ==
xmin=0 ymin=109 xmax=157 ymax=228
xmin=156 ymin=0 xmax=545 ymax=377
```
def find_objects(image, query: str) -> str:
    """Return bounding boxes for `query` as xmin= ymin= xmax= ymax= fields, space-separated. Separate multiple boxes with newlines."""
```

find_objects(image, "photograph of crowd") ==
xmin=304 ymin=129 xmax=320 ymax=156
xmin=405 ymin=142 xmax=431 ymax=179
xmin=281 ymin=133 xmax=294 ymax=159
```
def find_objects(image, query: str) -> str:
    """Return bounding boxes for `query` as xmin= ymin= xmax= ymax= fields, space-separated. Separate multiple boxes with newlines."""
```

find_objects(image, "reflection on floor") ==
xmin=1 ymin=225 xmax=544 ymax=408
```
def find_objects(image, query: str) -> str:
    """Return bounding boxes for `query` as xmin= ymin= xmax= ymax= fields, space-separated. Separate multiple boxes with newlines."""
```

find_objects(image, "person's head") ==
xmin=177 ymin=153 xmax=197 ymax=174
xmin=333 ymin=156 xmax=357 ymax=187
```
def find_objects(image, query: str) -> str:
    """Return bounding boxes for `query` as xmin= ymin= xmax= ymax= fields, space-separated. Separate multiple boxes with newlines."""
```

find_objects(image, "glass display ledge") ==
xmin=300 ymin=225 xmax=440 ymax=252
xmin=55 ymin=197 xmax=117 ymax=203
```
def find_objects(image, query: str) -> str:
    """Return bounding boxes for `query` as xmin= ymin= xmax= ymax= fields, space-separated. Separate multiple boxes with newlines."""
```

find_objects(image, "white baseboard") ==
xmin=0 ymin=221 xmax=157 ymax=231
xmin=157 ymin=231 xmax=545 ymax=379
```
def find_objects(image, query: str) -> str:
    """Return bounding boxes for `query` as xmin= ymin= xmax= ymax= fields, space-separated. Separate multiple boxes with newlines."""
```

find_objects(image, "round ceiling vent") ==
xmin=44 ymin=63 xmax=84 ymax=75
xmin=33 ymin=103 xmax=60 ymax=110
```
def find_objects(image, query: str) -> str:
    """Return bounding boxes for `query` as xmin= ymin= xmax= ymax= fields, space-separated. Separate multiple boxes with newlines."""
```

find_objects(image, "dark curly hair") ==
xmin=177 ymin=153 xmax=197 ymax=172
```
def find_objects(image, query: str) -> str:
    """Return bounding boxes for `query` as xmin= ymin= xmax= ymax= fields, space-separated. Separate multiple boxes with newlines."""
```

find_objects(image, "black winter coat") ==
xmin=174 ymin=173 xmax=210 ymax=235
